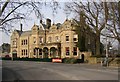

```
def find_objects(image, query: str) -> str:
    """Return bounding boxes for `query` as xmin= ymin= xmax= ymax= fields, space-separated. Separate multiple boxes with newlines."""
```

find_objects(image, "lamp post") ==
xmin=105 ymin=37 xmax=109 ymax=67
xmin=102 ymin=37 xmax=109 ymax=66
xmin=105 ymin=37 xmax=108 ymax=58
xmin=45 ymin=28 xmax=46 ymax=44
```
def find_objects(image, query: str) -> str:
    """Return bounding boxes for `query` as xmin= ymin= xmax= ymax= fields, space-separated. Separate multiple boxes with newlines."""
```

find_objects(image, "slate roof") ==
xmin=20 ymin=30 xmax=31 ymax=36
xmin=15 ymin=30 xmax=23 ymax=35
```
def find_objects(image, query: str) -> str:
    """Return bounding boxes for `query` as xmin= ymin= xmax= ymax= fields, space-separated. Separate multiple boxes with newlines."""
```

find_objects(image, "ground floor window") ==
xmin=39 ymin=49 xmax=42 ymax=55
xmin=21 ymin=49 xmax=27 ymax=56
xmin=73 ymin=47 xmax=77 ymax=55
xmin=26 ymin=49 xmax=27 ymax=55
xmin=66 ymin=47 xmax=70 ymax=55
xmin=22 ymin=50 xmax=23 ymax=55
xmin=34 ymin=49 xmax=36 ymax=55
xmin=24 ymin=50 xmax=25 ymax=55
xmin=12 ymin=50 xmax=17 ymax=58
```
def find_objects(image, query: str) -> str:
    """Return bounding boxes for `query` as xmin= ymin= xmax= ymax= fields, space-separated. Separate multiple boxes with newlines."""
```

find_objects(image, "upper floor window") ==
xmin=48 ymin=37 xmax=52 ymax=42
xmin=21 ymin=39 xmax=27 ymax=45
xmin=33 ymin=37 xmax=36 ymax=43
xmin=73 ymin=35 xmax=78 ymax=42
xmin=26 ymin=40 xmax=27 ymax=45
xmin=21 ymin=40 xmax=23 ymax=45
xmin=39 ymin=37 xmax=43 ymax=44
xmin=24 ymin=40 xmax=25 ymax=45
xmin=66 ymin=36 xmax=69 ymax=42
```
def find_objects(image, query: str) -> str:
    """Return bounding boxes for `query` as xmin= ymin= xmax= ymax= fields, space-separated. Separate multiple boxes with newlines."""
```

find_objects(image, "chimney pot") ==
xmin=46 ymin=18 xmax=51 ymax=29
xmin=40 ymin=20 xmax=42 ymax=24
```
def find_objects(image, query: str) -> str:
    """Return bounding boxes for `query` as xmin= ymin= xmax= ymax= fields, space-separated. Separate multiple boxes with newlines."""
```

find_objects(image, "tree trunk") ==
xmin=95 ymin=33 xmax=100 ymax=55
xmin=118 ymin=41 xmax=120 ymax=54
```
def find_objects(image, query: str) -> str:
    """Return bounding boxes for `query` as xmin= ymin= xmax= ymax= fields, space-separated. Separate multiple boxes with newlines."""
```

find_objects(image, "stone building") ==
xmin=10 ymin=19 xmax=94 ymax=59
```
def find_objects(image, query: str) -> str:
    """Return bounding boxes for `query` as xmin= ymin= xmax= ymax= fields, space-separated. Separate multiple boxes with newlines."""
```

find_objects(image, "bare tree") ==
xmin=0 ymin=0 xmax=59 ymax=34
xmin=105 ymin=2 xmax=120 ymax=43
xmin=65 ymin=1 xmax=107 ymax=55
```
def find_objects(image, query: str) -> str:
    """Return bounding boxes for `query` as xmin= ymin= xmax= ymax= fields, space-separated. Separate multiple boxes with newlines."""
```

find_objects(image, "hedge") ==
xmin=2 ymin=57 xmax=85 ymax=64
xmin=2 ymin=57 xmax=52 ymax=62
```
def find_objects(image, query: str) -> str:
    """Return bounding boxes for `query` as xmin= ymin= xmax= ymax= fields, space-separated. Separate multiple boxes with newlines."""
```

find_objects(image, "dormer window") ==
xmin=13 ymin=41 xmax=16 ymax=45
xmin=56 ymin=36 xmax=59 ymax=42
xmin=38 ymin=28 xmax=39 ymax=30
xmin=13 ymin=38 xmax=17 ymax=47
xmin=39 ymin=37 xmax=43 ymax=44
xmin=33 ymin=28 xmax=36 ymax=30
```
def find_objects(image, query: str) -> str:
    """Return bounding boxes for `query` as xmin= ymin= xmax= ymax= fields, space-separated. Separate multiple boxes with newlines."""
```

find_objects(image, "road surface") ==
xmin=1 ymin=60 xmax=119 ymax=81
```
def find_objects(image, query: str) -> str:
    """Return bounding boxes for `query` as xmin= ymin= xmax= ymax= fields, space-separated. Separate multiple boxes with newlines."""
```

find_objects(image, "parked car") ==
xmin=52 ymin=58 xmax=62 ymax=63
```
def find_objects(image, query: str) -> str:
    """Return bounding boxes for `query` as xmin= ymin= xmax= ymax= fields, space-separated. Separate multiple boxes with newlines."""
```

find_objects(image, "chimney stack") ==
xmin=46 ymin=18 xmax=51 ymax=29
xmin=20 ymin=23 xmax=22 ymax=32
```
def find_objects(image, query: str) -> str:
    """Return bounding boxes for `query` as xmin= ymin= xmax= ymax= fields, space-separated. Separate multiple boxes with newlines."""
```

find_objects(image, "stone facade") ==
xmin=10 ymin=19 xmax=92 ymax=59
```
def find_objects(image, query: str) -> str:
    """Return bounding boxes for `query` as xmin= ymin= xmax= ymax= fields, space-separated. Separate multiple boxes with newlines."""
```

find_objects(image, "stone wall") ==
xmin=88 ymin=57 xmax=120 ymax=67
xmin=88 ymin=57 xmax=97 ymax=64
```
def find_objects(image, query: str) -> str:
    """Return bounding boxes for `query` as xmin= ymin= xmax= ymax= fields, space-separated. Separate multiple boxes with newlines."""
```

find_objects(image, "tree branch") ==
xmin=0 ymin=0 xmax=10 ymax=16
xmin=2 ymin=2 xmax=27 ymax=24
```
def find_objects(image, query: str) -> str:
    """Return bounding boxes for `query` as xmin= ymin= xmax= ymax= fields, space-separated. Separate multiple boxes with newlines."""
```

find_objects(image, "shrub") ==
xmin=2 ymin=57 xmax=11 ymax=60
xmin=116 ymin=54 xmax=120 ymax=57
xmin=116 ymin=58 xmax=120 ymax=64
xmin=70 ymin=58 xmax=77 ymax=64
xmin=62 ymin=58 xmax=78 ymax=64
